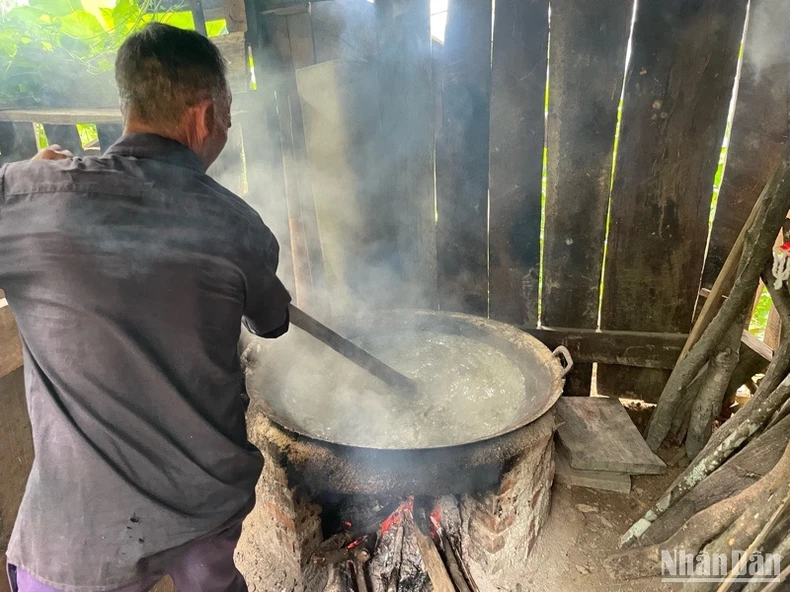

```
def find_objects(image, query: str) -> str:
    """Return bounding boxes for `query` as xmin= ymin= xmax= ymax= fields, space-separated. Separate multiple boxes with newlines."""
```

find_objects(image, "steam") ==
xmin=744 ymin=0 xmax=790 ymax=78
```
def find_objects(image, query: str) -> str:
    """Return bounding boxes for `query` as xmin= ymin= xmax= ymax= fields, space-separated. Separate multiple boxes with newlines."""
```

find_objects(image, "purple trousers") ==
xmin=6 ymin=520 xmax=247 ymax=592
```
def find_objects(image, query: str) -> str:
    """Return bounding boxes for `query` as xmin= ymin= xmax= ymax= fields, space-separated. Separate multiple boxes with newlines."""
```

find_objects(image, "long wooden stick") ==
xmin=288 ymin=304 xmax=417 ymax=393
xmin=680 ymin=191 xmax=764 ymax=360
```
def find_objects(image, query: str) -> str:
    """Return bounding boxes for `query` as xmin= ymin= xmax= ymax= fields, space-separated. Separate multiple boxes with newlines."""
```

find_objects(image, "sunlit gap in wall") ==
xmin=536 ymin=4 xmax=550 ymax=327
xmin=430 ymin=0 xmax=448 ymax=44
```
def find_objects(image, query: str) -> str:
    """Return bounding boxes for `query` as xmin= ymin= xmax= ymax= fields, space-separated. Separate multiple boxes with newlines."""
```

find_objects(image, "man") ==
xmin=0 ymin=23 xmax=291 ymax=592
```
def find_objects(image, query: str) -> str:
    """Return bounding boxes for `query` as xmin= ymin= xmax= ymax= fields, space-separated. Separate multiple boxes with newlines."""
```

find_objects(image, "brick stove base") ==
xmin=235 ymin=408 xmax=556 ymax=592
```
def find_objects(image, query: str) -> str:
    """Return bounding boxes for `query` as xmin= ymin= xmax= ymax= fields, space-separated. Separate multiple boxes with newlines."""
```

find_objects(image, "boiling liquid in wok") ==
xmin=259 ymin=328 xmax=536 ymax=449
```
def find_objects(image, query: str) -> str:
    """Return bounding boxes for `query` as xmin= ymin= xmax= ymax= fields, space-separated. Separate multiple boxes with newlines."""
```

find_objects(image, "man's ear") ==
xmin=187 ymin=99 xmax=214 ymax=145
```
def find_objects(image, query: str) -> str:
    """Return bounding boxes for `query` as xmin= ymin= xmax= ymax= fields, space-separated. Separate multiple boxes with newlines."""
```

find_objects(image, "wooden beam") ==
xmin=0 ymin=300 xmax=23 ymax=379
xmin=525 ymin=327 xmax=687 ymax=370
xmin=488 ymin=0 xmax=548 ymax=327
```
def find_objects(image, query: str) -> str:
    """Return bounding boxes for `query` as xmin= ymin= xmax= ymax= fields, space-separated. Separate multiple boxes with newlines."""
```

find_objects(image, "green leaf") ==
xmin=60 ymin=10 xmax=106 ymax=41
xmin=155 ymin=9 xmax=193 ymax=29
xmin=206 ymin=19 xmax=226 ymax=36
xmin=29 ymin=0 xmax=83 ymax=17
xmin=111 ymin=0 xmax=140 ymax=31
xmin=98 ymin=6 xmax=114 ymax=29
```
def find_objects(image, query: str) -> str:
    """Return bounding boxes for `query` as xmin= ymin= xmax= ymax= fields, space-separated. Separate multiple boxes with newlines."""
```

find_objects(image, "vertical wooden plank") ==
xmin=243 ymin=7 xmax=297 ymax=297
xmin=598 ymin=0 xmax=748 ymax=401
xmin=42 ymin=124 xmax=83 ymax=155
xmin=488 ymin=0 xmax=548 ymax=327
xmin=96 ymin=124 xmax=123 ymax=152
xmin=263 ymin=13 xmax=327 ymax=311
xmin=701 ymin=0 xmax=790 ymax=290
xmin=0 ymin=122 xmax=37 ymax=164
xmin=542 ymin=0 xmax=632 ymax=395
xmin=435 ymin=0 xmax=492 ymax=316
xmin=287 ymin=11 xmax=316 ymax=69
xmin=375 ymin=0 xmax=437 ymax=309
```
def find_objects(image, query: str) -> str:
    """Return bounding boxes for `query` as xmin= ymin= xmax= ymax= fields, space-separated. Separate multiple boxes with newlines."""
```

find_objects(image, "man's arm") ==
xmin=242 ymin=231 xmax=291 ymax=338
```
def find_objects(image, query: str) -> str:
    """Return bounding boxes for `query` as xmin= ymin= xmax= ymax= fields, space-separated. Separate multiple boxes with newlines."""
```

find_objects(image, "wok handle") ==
xmin=552 ymin=346 xmax=574 ymax=378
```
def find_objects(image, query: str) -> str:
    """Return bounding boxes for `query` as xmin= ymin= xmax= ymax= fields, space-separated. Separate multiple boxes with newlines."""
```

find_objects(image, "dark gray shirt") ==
xmin=0 ymin=134 xmax=290 ymax=590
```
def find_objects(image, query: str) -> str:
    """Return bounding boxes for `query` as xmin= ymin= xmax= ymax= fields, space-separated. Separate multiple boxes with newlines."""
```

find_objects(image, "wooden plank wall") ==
xmin=542 ymin=0 xmax=632 ymax=394
xmin=701 ymin=0 xmax=790 ymax=290
xmin=487 ymin=0 xmax=548 ymax=328
xmin=435 ymin=0 xmax=492 ymax=316
xmin=598 ymin=0 xmax=748 ymax=401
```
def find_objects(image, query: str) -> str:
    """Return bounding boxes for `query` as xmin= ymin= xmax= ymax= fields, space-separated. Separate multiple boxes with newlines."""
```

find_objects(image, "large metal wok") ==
xmin=243 ymin=310 xmax=570 ymax=449
xmin=242 ymin=310 xmax=570 ymax=494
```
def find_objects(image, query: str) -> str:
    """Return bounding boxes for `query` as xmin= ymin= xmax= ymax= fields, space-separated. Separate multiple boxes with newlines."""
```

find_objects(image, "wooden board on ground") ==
xmin=434 ymin=0 xmax=492 ymax=316
xmin=487 ymin=0 xmax=548 ymax=327
xmin=553 ymin=447 xmax=631 ymax=494
xmin=541 ymin=0 xmax=631 ymax=394
xmin=374 ymin=0 xmax=436 ymax=309
xmin=701 ymin=0 xmax=790 ymax=289
xmin=555 ymin=397 xmax=666 ymax=475
xmin=0 ymin=300 xmax=23 ymax=379
xmin=598 ymin=0 xmax=748 ymax=401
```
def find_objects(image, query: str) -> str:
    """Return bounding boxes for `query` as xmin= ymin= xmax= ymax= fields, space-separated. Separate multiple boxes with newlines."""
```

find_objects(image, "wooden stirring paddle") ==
xmin=288 ymin=304 xmax=418 ymax=394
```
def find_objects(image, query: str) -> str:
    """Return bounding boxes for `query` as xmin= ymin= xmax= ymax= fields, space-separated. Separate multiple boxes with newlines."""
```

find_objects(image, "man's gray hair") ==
xmin=115 ymin=23 xmax=228 ymax=126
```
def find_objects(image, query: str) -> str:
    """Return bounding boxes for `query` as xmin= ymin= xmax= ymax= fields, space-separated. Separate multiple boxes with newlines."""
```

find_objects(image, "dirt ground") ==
xmin=521 ymin=469 xmax=682 ymax=592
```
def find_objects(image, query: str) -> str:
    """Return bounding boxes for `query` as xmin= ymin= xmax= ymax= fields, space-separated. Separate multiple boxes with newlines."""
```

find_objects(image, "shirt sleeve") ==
xmin=242 ymin=229 xmax=292 ymax=339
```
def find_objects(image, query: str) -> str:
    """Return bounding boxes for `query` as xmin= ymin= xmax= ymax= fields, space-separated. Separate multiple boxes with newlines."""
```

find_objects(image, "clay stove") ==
xmin=235 ymin=311 xmax=567 ymax=591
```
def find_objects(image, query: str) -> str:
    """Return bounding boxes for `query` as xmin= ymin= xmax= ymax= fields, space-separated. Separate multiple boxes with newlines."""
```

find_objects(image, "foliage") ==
xmin=749 ymin=286 xmax=772 ymax=340
xmin=0 ymin=0 xmax=226 ymax=108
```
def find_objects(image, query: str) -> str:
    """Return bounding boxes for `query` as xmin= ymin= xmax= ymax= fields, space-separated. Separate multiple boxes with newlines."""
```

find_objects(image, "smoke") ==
xmin=743 ymin=0 xmax=790 ymax=78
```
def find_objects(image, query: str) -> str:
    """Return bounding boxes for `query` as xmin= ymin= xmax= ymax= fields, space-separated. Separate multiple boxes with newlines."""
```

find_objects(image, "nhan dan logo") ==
xmin=661 ymin=549 xmax=782 ymax=583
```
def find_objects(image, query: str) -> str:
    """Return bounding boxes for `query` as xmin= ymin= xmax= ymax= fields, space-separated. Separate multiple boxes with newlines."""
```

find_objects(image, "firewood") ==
xmin=686 ymin=315 xmax=744 ymax=459
xmin=646 ymin=136 xmax=790 ymax=453
xmin=621 ymin=376 xmax=790 ymax=548
xmin=607 ymin=439 xmax=790 ymax=580
xmin=412 ymin=508 xmax=455 ymax=592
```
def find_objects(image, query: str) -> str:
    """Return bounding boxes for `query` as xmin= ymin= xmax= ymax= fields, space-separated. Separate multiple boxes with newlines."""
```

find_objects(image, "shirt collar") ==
xmin=104 ymin=133 xmax=205 ymax=173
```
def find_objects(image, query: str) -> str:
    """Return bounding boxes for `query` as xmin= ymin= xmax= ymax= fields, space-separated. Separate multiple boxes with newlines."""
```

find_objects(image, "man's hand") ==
xmin=33 ymin=145 xmax=74 ymax=161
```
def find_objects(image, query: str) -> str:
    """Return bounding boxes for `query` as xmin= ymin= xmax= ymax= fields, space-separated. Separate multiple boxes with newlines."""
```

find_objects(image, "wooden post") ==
xmin=96 ymin=125 xmax=124 ymax=152
xmin=435 ymin=0 xmax=492 ymax=316
xmin=488 ymin=0 xmax=548 ymax=327
xmin=598 ymin=0 xmax=748 ymax=402
xmin=42 ymin=124 xmax=84 ymax=156
xmin=541 ymin=0 xmax=632 ymax=395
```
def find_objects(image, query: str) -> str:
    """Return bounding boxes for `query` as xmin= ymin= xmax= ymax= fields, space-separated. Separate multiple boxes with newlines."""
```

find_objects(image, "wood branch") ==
xmin=622 ymin=373 xmax=790 ymax=549
xmin=686 ymin=314 xmax=744 ymax=459
xmin=644 ymin=413 xmax=790 ymax=547
xmin=0 ymin=299 xmax=23 ymax=379
xmin=741 ymin=527 xmax=790 ymax=592
xmin=439 ymin=531 xmax=472 ymax=592
xmin=713 ymin=489 xmax=790 ymax=592
xmin=607 ymin=439 xmax=790 ymax=580
xmin=683 ymin=186 xmax=764 ymax=360
xmin=646 ymin=132 xmax=790 ymax=453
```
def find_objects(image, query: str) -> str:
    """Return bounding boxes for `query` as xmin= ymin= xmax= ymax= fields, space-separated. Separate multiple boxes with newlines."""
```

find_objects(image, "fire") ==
xmin=380 ymin=497 xmax=415 ymax=535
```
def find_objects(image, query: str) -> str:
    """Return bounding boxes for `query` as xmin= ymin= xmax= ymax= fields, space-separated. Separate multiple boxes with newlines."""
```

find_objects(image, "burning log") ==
xmin=413 ymin=507 xmax=455 ymax=592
